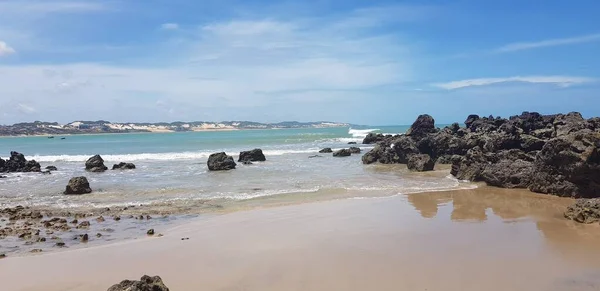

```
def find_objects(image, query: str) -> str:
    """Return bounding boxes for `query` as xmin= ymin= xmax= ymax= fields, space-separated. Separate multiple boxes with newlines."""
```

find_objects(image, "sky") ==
xmin=0 ymin=0 xmax=599 ymax=125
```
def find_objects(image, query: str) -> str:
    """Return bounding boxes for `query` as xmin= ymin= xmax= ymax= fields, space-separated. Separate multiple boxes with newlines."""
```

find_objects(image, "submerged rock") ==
xmin=112 ymin=162 xmax=136 ymax=170
xmin=207 ymin=152 xmax=236 ymax=171
xmin=85 ymin=155 xmax=108 ymax=172
xmin=564 ymin=199 xmax=600 ymax=224
xmin=319 ymin=148 xmax=333 ymax=153
xmin=238 ymin=149 xmax=266 ymax=162
xmin=348 ymin=147 xmax=361 ymax=154
xmin=333 ymin=149 xmax=352 ymax=157
xmin=407 ymin=154 xmax=434 ymax=172
xmin=107 ymin=275 xmax=169 ymax=291
xmin=45 ymin=166 xmax=58 ymax=171
xmin=64 ymin=177 xmax=92 ymax=195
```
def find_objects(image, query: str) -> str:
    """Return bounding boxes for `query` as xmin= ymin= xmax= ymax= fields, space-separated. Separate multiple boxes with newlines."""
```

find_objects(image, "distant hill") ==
xmin=0 ymin=120 xmax=350 ymax=136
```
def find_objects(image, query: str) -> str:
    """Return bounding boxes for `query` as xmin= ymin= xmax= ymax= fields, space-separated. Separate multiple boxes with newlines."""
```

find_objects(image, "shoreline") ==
xmin=3 ymin=186 xmax=599 ymax=291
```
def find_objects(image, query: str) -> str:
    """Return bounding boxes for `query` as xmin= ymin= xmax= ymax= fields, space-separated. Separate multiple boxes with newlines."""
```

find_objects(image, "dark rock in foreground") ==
xmin=238 ymin=149 xmax=266 ymax=162
xmin=362 ymin=111 xmax=600 ymax=198
xmin=64 ymin=177 xmax=92 ymax=195
xmin=333 ymin=149 xmax=352 ymax=157
xmin=0 ymin=151 xmax=41 ymax=173
xmin=319 ymin=148 xmax=333 ymax=153
xmin=564 ymin=199 xmax=600 ymax=224
xmin=85 ymin=155 xmax=108 ymax=172
xmin=112 ymin=162 xmax=136 ymax=170
xmin=407 ymin=154 xmax=434 ymax=172
xmin=107 ymin=275 xmax=169 ymax=291
xmin=207 ymin=152 xmax=236 ymax=171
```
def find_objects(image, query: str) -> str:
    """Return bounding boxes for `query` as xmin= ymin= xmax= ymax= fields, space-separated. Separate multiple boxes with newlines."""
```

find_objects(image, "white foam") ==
xmin=29 ymin=149 xmax=320 ymax=162
xmin=348 ymin=128 xmax=380 ymax=138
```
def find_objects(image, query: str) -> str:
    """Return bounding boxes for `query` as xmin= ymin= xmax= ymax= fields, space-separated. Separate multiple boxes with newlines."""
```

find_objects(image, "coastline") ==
xmin=3 ymin=186 xmax=600 ymax=291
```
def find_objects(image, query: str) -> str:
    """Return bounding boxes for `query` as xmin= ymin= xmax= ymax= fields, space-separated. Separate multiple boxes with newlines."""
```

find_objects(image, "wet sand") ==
xmin=2 ymin=187 xmax=600 ymax=291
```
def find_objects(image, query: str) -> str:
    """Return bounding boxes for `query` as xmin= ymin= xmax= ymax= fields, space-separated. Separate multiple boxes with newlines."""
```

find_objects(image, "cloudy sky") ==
xmin=0 ymin=0 xmax=599 ymax=125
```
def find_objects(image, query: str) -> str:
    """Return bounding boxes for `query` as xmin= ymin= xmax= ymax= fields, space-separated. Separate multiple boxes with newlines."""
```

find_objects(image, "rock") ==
xmin=348 ymin=147 xmax=361 ymax=154
xmin=242 ymin=161 xmax=253 ymax=165
xmin=362 ymin=133 xmax=389 ymax=144
xmin=347 ymin=142 xmax=357 ymax=144
xmin=77 ymin=221 xmax=90 ymax=229
xmin=238 ymin=149 xmax=266 ymax=162
xmin=64 ymin=177 xmax=92 ymax=195
xmin=55 ymin=242 xmax=65 ymax=247
xmin=96 ymin=216 xmax=105 ymax=222
xmin=308 ymin=155 xmax=322 ymax=158
xmin=147 ymin=229 xmax=155 ymax=235
xmin=207 ymin=152 xmax=236 ymax=171
xmin=0 ymin=254 xmax=5 ymax=259
xmin=362 ymin=135 xmax=419 ymax=164
xmin=112 ymin=162 xmax=136 ymax=170
xmin=407 ymin=154 xmax=434 ymax=172
xmin=96 ymin=233 xmax=102 ymax=238
xmin=564 ymin=199 xmax=600 ymax=223
xmin=107 ymin=275 xmax=169 ymax=291
xmin=406 ymin=114 xmax=437 ymax=137
xmin=85 ymin=155 xmax=108 ymax=172
xmin=0 ymin=175 xmax=6 ymax=179
xmin=333 ymin=149 xmax=352 ymax=157
xmin=319 ymin=148 xmax=333 ymax=153
xmin=30 ymin=249 xmax=42 ymax=253
xmin=45 ymin=166 xmax=58 ymax=171
xmin=81 ymin=233 xmax=89 ymax=242
xmin=1 ymin=151 xmax=41 ymax=172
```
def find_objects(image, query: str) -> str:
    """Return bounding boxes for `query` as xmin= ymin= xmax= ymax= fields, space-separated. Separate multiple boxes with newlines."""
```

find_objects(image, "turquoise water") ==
xmin=0 ymin=125 xmax=471 ymax=210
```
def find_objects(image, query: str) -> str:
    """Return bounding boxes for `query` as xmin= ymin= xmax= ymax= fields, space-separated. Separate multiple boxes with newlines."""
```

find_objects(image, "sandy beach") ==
xmin=2 ymin=186 xmax=600 ymax=291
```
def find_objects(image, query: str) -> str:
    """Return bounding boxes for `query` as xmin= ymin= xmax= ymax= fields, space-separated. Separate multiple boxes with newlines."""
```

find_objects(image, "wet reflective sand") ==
xmin=2 ymin=186 xmax=600 ymax=291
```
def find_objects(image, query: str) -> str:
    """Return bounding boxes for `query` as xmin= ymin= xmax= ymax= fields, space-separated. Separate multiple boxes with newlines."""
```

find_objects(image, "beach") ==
xmin=2 ymin=186 xmax=600 ymax=291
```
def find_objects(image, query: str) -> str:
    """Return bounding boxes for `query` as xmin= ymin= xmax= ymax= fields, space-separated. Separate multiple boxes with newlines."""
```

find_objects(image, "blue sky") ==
xmin=0 ymin=0 xmax=599 ymax=125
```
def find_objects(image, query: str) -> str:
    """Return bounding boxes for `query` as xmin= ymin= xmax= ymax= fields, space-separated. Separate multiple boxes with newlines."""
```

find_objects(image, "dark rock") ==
xmin=347 ymin=142 xmax=357 ymax=144
xmin=348 ymin=147 xmax=361 ymax=154
xmin=333 ymin=149 xmax=352 ymax=157
xmin=77 ymin=221 xmax=90 ymax=229
xmin=147 ymin=229 xmax=155 ymax=235
xmin=242 ymin=161 xmax=253 ymax=165
xmin=1 ymin=151 xmax=41 ymax=172
xmin=64 ymin=177 xmax=92 ymax=195
xmin=107 ymin=275 xmax=169 ymax=291
xmin=207 ymin=152 xmax=236 ymax=171
xmin=564 ymin=199 xmax=600 ymax=223
xmin=362 ymin=135 xmax=419 ymax=164
xmin=308 ymin=155 xmax=322 ymax=158
xmin=55 ymin=242 xmax=65 ymax=247
xmin=319 ymin=148 xmax=333 ymax=153
xmin=407 ymin=154 xmax=434 ymax=172
xmin=406 ymin=114 xmax=437 ymax=137
xmin=45 ymin=166 xmax=58 ymax=171
xmin=362 ymin=133 xmax=388 ymax=144
xmin=112 ymin=162 xmax=136 ymax=170
xmin=238 ymin=149 xmax=266 ymax=162
xmin=85 ymin=155 xmax=108 ymax=172
xmin=81 ymin=233 xmax=89 ymax=242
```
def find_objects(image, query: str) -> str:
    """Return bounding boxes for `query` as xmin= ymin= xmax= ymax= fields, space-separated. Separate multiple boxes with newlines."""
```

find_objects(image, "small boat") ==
xmin=48 ymin=136 xmax=54 ymax=139
xmin=61 ymin=137 xmax=66 ymax=140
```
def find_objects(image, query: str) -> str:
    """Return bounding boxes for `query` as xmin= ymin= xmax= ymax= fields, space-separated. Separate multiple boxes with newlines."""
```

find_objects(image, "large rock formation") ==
xmin=238 ymin=149 xmax=266 ymax=162
xmin=107 ymin=275 xmax=169 ymax=291
xmin=362 ymin=111 xmax=600 ymax=198
xmin=207 ymin=152 xmax=236 ymax=171
xmin=85 ymin=155 xmax=108 ymax=172
xmin=0 ymin=151 xmax=41 ymax=173
xmin=112 ymin=162 xmax=136 ymax=170
xmin=64 ymin=177 xmax=92 ymax=195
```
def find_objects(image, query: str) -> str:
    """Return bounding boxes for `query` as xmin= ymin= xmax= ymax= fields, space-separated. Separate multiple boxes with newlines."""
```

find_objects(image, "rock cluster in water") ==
xmin=238 ymin=149 xmax=266 ymax=163
xmin=112 ymin=162 xmax=136 ymax=170
xmin=0 ymin=151 xmax=41 ymax=173
xmin=107 ymin=275 xmax=170 ymax=291
xmin=363 ymin=112 xmax=600 ymax=198
xmin=85 ymin=155 xmax=108 ymax=172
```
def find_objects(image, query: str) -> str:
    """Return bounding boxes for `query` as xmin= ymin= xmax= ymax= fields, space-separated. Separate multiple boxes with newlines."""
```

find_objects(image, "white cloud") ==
xmin=0 ymin=1 xmax=108 ymax=14
xmin=160 ymin=23 xmax=179 ymax=30
xmin=495 ymin=33 xmax=600 ymax=53
xmin=0 ymin=41 xmax=16 ymax=56
xmin=434 ymin=76 xmax=596 ymax=90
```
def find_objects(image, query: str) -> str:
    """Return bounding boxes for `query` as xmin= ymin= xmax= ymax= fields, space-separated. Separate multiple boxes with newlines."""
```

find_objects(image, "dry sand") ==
xmin=2 ymin=187 xmax=600 ymax=291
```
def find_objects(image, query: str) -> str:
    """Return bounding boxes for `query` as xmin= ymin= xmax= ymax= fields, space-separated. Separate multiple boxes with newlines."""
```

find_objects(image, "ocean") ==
xmin=0 ymin=125 xmax=473 ymax=211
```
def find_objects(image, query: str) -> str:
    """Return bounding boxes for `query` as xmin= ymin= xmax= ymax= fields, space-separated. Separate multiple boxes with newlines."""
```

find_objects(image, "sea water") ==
xmin=0 ymin=126 xmax=472 ymax=210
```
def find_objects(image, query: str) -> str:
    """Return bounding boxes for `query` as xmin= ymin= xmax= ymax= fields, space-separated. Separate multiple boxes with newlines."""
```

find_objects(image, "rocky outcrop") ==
xmin=107 ymin=275 xmax=169 ymax=291
xmin=112 ymin=162 xmax=136 ymax=170
xmin=85 ymin=155 xmax=108 ymax=172
xmin=363 ymin=111 xmax=600 ymax=198
xmin=45 ymin=166 xmax=58 ymax=171
xmin=564 ymin=199 xmax=600 ymax=224
xmin=348 ymin=147 xmax=361 ymax=154
xmin=319 ymin=148 xmax=333 ymax=153
xmin=333 ymin=149 xmax=352 ymax=157
xmin=407 ymin=154 xmax=434 ymax=172
xmin=64 ymin=177 xmax=92 ymax=195
xmin=207 ymin=152 xmax=236 ymax=171
xmin=0 ymin=151 xmax=41 ymax=173
xmin=238 ymin=149 xmax=266 ymax=162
